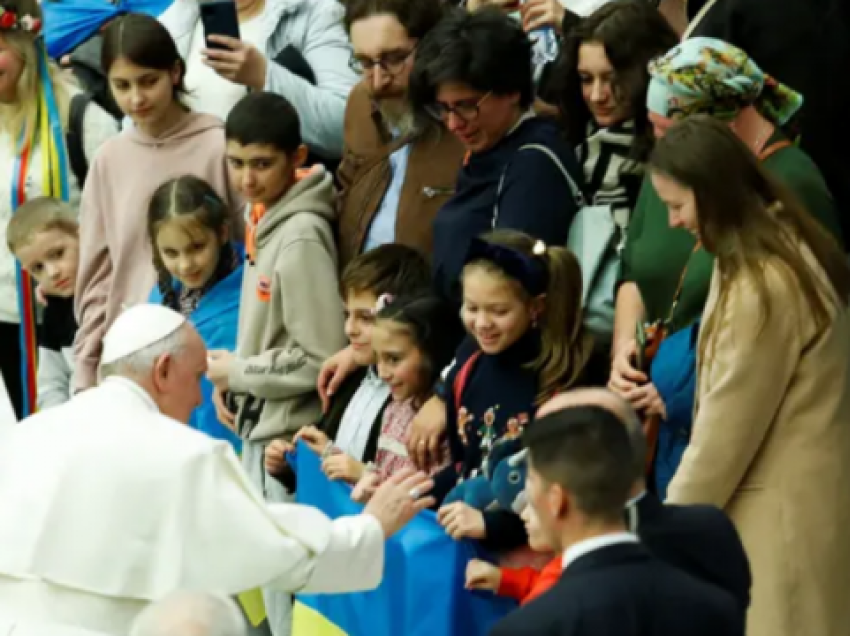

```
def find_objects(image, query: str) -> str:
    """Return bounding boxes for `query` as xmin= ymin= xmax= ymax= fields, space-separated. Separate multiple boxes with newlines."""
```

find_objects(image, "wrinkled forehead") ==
xmin=350 ymin=14 xmax=415 ymax=58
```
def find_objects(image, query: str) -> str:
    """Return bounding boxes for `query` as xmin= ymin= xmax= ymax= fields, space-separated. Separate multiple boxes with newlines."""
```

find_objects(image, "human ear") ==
xmin=292 ymin=144 xmax=309 ymax=170
xmin=152 ymin=353 xmax=173 ymax=391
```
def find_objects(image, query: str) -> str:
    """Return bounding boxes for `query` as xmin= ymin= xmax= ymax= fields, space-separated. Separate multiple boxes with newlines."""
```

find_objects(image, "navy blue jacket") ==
xmin=490 ymin=543 xmax=743 ymax=636
xmin=432 ymin=117 xmax=584 ymax=304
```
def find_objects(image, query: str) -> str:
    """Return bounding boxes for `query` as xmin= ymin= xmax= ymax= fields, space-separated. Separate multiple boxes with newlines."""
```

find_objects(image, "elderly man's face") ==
xmin=156 ymin=327 xmax=207 ymax=424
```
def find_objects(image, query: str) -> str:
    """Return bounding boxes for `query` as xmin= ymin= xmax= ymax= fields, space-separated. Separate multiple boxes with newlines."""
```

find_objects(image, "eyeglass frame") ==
xmin=349 ymin=47 xmax=417 ymax=77
xmin=424 ymin=91 xmax=493 ymax=124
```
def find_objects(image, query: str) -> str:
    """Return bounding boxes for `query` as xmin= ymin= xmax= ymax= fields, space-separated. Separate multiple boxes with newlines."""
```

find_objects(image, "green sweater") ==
xmin=622 ymin=140 xmax=843 ymax=333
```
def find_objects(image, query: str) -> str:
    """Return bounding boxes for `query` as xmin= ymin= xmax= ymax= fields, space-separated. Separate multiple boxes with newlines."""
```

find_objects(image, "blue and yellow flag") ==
xmin=293 ymin=443 xmax=516 ymax=636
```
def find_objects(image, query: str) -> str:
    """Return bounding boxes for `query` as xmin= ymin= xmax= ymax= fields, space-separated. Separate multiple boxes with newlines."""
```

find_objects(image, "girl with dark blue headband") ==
xmin=435 ymin=229 xmax=604 ymax=551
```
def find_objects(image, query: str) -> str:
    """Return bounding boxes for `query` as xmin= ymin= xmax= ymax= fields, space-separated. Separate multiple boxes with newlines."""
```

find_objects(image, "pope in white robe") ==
xmin=0 ymin=305 xmax=434 ymax=635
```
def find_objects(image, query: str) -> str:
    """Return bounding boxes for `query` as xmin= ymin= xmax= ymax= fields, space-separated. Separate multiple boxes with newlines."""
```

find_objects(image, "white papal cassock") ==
xmin=0 ymin=377 xmax=385 ymax=635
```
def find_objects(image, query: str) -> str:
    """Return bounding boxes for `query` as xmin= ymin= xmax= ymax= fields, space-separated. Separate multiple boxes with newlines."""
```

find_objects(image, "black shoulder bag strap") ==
xmin=66 ymin=92 xmax=92 ymax=188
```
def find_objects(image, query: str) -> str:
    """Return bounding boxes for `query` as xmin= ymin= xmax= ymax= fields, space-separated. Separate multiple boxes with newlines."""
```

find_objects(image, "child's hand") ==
xmin=294 ymin=425 xmax=330 ymax=455
xmin=322 ymin=453 xmax=365 ymax=484
xmin=351 ymin=471 xmax=380 ymax=503
xmin=264 ymin=440 xmax=293 ymax=475
xmin=438 ymin=502 xmax=486 ymax=541
xmin=465 ymin=559 xmax=502 ymax=592
xmin=206 ymin=350 xmax=236 ymax=390
xmin=35 ymin=284 xmax=48 ymax=307
xmin=212 ymin=387 xmax=236 ymax=430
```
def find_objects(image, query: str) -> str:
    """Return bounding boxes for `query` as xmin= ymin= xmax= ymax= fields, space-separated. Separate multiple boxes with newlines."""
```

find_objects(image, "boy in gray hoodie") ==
xmin=206 ymin=91 xmax=346 ymax=636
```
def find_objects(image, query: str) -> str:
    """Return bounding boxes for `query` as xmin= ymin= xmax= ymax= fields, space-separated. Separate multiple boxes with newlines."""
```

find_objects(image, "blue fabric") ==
xmin=293 ymin=441 xmax=516 ymax=636
xmin=149 ymin=244 xmax=244 ymax=452
xmin=42 ymin=0 xmax=174 ymax=60
xmin=363 ymin=141 xmax=410 ymax=252
xmin=650 ymin=322 xmax=699 ymax=500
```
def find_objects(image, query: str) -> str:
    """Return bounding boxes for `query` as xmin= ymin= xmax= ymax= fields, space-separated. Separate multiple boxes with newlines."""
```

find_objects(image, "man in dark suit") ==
xmin=490 ymin=401 xmax=742 ymax=636
xmin=537 ymin=389 xmax=751 ymax=616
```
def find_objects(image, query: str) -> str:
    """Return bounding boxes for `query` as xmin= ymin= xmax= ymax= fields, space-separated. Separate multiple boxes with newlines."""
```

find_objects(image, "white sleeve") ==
xmin=81 ymin=102 xmax=119 ymax=166
xmin=178 ymin=444 xmax=385 ymax=595
xmin=36 ymin=347 xmax=72 ymax=410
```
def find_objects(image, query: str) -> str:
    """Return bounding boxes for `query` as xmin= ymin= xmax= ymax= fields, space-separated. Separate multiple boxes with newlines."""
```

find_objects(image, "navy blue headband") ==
xmin=464 ymin=237 xmax=549 ymax=296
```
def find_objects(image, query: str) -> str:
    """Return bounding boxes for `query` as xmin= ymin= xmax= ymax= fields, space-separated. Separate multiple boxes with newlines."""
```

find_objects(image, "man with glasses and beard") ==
xmin=336 ymin=0 xmax=465 ymax=270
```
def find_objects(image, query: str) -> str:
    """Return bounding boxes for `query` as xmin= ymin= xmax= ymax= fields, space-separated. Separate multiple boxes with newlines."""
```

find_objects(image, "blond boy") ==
xmin=7 ymin=197 xmax=80 ymax=409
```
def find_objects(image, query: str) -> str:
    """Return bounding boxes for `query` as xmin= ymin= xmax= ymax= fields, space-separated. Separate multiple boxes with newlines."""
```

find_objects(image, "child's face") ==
xmin=372 ymin=321 xmax=427 ymax=402
xmin=226 ymin=141 xmax=301 ymax=208
xmin=520 ymin=498 xmax=552 ymax=552
xmin=16 ymin=228 xmax=79 ymax=297
xmin=345 ymin=290 xmax=379 ymax=367
xmin=155 ymin=220 xmax=224 ymax=290
xmin=108 ymin=57 xmax=181 ymax=128
xmin=461 ymin=268 xmax=542 ymax=355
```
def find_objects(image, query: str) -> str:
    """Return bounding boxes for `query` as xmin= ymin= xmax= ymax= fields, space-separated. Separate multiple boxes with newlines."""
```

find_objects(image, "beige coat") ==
xmin=667 ymin=257 xmax=850 ymax=636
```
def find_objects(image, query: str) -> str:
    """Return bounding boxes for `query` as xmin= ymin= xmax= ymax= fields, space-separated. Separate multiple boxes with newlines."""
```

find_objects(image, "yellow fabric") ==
xmin=292 ymin=601 xmax=349 ymax=636
xmin=237 ymin=589 xmax=267 ymax=627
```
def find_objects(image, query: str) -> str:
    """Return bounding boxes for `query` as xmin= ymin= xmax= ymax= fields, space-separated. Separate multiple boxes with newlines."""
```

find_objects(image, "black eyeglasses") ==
xmin=424 ymin=92 xmax=492 ymax=124
xmin=349 ymin=48 xmax=416 ymax=76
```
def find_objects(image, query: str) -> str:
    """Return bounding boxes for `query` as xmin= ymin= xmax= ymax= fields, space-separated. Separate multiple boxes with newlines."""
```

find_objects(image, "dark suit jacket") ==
xmin=489 ymin=543 xmax=743 ymax=636
xmin=633 ymin=493 xmax=752 ymax=617
xmin=271 ymin=367 xmax=388 ymax=491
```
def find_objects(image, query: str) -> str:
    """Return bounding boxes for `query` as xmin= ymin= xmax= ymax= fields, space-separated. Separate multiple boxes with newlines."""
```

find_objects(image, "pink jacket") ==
xmin=74 ymin=112 xmax=241 ymax=390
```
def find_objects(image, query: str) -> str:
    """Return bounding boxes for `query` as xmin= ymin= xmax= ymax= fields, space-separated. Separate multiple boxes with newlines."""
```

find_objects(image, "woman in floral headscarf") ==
xmin=609 ymin=38 xmax=843 ymax=495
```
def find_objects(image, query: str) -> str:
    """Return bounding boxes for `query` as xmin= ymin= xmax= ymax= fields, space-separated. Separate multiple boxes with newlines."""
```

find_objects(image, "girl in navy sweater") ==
xmin=436 ymin=230 xmax=601 ymax=551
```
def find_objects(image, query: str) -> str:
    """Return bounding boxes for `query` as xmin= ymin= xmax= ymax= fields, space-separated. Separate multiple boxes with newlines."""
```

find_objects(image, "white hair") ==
xmin=130 ymin=591 xmax=247 ymax=636
xmin=99 ymin=324 xmax=189 ymax=380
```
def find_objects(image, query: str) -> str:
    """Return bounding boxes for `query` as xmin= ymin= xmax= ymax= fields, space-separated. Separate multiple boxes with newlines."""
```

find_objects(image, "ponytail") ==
xmin=535 ymin=245 xmax=593 ymax=403
xmin=465 ymin=230 xmax=593 ymax=404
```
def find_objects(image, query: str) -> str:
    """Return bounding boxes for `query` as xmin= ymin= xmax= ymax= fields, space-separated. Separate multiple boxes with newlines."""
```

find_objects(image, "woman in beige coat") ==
xmin=648 ymin=116 xmax=850 ymax=636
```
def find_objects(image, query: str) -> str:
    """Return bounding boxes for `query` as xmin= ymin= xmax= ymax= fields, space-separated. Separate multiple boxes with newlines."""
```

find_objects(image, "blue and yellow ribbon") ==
xmin=9 ymin=39 xmax=70 ymax=417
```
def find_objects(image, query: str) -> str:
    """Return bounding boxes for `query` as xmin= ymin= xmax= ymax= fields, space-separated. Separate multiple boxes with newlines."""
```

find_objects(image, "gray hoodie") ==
xmin=228 ymin=166 xmax=346 ymax=442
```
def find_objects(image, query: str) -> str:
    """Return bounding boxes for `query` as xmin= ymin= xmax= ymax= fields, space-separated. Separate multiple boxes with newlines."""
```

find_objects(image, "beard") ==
xmin=374 ymin=92 xmax=420 ymax=138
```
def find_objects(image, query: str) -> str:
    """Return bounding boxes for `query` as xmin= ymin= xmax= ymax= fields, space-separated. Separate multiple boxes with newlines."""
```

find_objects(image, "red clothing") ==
xmin=498 ymin=557 xmax=562 ymax=605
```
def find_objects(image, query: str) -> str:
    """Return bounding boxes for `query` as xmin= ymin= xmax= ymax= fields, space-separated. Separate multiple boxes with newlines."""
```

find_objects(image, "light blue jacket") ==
xmin=149 ymin=245 xmax=244 ymax=452
xmin=158 ymin=0 xmax=357 ymax=158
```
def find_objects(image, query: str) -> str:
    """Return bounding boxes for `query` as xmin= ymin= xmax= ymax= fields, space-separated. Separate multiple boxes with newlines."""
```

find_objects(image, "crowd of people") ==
xmin=0 ymin=0 xmax=848 ymax=634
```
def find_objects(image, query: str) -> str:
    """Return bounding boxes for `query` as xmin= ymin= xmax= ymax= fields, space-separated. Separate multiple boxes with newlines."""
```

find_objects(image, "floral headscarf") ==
xmin=646 ymin=37 xmax=803 ymax=128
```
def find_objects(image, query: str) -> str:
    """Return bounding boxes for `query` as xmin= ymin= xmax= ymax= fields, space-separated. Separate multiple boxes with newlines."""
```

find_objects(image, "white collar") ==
xmin=99 ymin=377 xmax=161 ymax=414
xmin=561 ymin=532 xmax=638 ymax=570
xmin=626 ymin=490 xmax=647 ymax=508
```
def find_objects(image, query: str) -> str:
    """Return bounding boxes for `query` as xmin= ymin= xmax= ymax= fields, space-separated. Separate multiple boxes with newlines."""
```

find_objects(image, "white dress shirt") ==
xmin=562 ymin=533 xmax=639 ymax=570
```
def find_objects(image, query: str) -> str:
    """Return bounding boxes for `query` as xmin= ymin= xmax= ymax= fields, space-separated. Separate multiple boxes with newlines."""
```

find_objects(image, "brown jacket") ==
xmin=336 ymin=83 xmax=465 ymax=269
xmin=667 ymin=255 xmax=850 ymax=636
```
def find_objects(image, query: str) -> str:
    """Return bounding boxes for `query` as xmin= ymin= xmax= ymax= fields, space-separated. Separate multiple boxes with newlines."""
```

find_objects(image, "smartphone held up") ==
xmin=200 ymin=0 xmax=241 ymax=49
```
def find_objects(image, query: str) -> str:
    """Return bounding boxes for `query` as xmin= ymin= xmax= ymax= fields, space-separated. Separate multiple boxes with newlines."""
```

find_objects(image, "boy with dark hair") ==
xmin=265 ymin=243 xmax=431 ymax=489
xmin=7 ymin=197 xmax=80 ymax=410
xmin=205 ymin=92 xmax=347 ymax=635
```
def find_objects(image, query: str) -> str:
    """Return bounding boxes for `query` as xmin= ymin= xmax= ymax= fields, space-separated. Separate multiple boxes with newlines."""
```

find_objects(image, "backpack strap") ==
xmin=452 ymin=351 xmax=483 ymax=414
xmin=66 ymin=92 xmax=91 ymax=188
xmin=493 ymin=143 xmax=586 ymax=228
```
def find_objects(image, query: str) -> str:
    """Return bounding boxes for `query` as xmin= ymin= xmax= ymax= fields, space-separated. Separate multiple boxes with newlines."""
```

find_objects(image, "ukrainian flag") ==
xmin=292 ymin=443 xmax=516 ymax=636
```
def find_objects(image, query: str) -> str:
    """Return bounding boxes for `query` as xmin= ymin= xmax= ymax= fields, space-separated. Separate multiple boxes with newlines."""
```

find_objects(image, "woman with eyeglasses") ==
xmin=409 ymin=7 xmax=585 ymax=304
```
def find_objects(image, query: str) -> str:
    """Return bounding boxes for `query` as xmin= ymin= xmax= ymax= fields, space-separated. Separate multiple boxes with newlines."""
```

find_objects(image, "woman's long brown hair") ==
xmin=649 ymin=115 xmax=850 ymax=362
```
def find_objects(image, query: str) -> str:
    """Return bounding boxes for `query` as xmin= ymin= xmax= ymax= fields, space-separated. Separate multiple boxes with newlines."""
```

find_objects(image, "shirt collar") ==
xmin=561 ymin=533 xmax=639 ymax=570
